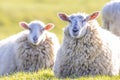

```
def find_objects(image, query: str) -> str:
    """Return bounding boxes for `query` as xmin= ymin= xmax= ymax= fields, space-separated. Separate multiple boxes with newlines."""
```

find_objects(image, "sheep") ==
xmin=53 ymin=11 xmax=120 ymax=78
xmin=0 ymin=20 xmax=59 ymax=75
xmin=102 ymin=0 xmax=120 ymax=36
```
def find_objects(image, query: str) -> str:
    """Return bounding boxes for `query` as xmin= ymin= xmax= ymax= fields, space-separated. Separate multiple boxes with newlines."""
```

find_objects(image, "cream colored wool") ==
xmin=0 ymin=20 xmax=59 ymax=76
xmin=54 ymin=12 xmax=120 ymax=78
xmin=15 ymin=31 xmax=58 ymax=72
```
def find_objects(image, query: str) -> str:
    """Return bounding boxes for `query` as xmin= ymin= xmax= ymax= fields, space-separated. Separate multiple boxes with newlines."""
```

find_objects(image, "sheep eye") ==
xmin=67 ymin=18 xmax=71 ymax=23
xmin=40 ymin=30 xmax=43 ymax=33
xmin=82 ymin=19 xmax=86 ymax=23
xmin=40 ymin=28 xmax=44 ymax=33
xmin=29 ymin=28 xmax=32 ymax=32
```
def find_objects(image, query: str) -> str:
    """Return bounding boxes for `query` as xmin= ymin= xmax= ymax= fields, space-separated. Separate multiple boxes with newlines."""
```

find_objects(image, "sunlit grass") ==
xmin=0 ymin=0 xmax=109 ymax=42
xmin=0 ymin=69 xmax=120 ymax=80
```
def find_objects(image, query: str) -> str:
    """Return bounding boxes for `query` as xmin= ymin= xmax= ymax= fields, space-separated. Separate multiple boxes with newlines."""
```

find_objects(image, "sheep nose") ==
xmin=72 ymin=28 xmax=79 ymax=32
xmin=33 ymin=36 xmax=38 ymax=43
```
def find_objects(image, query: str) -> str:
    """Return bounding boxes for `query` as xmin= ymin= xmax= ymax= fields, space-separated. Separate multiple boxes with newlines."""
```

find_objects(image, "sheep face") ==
xmin=58 ymin=12 xmax=99 ymax=38
xmin=68 ymin=15 xmax=87 ymax=38
xmin=19 ymin=21 xmax=54 ymax=45
xmin=28 ymin=22 xmax=44 ymax=45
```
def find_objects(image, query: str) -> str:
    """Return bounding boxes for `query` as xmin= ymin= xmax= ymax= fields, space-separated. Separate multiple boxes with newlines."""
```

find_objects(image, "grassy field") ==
xmin=0 ymin=69 xmax=120 ymax=80
xmin=0 ymin=0 xmax=109 ymax=42
xmin=1 ymin=0 xmax=120 ymax=80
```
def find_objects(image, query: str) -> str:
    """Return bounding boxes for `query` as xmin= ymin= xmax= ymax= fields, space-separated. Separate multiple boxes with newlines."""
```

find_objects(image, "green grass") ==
xmin=0 ymin=0 xmax=120 ymax=80
xmin=0 ymin=0 xmax=109 ymax=42
xmin=0 ymin=69 xmax=120 ymax=80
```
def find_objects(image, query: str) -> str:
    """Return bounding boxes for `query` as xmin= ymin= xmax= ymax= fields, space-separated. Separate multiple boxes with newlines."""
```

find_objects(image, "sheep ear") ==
xmin=44 ymin=23 xmax=54 ymax=31
xmin=19 ymin=22 xmax=29 ymax=29
xmin=86 ymin=11 xmax=100 ymax=21
xmin=58 ymin=12 xmax=70 ymax=22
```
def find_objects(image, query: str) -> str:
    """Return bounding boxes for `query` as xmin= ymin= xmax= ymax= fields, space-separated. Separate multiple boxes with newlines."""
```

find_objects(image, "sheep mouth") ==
xmin=32 ymin=41 xmax=39 ymax=46
xmin=72 ymin=30 xmax=79 ymax=36
xmin=73 ymin=33 xmax=79 ymax=36
xmin=69 ymin=29 xmax=80 ymax=38
xmin=71 ymin=32 xmax=79 ymax=38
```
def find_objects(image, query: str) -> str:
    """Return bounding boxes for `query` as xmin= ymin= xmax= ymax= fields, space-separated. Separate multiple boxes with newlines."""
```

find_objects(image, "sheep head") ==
xmin=19 ymin=20 xmax=54 ymax=45
xmin=58 ymin=11 xmax=100 ymax=38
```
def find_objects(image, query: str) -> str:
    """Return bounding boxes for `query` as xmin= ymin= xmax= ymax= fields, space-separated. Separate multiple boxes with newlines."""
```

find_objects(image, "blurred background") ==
xmin=0 ymin=0 xmax=109 ymax=42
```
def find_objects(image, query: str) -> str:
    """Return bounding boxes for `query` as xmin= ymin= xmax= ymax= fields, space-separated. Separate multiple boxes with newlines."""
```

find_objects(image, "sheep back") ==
xmin=0 ymin=31 xmax=30 ymax=75
xmin=102 ymin=0 xmax=120 ymax=36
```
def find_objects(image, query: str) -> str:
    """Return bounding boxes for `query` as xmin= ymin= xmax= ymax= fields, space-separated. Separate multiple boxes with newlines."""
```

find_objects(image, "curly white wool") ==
xmin=53 ymin=11 xmax=120 ymax=78
xmin=0 ymin=20 xmax=59 ymax=75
